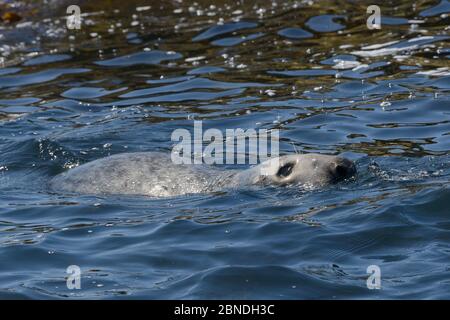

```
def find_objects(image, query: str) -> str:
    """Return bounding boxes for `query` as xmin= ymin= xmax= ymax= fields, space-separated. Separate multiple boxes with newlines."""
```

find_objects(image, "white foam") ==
xmin=416 ymin=67 xmax=450 ymax=76
xmin=352 ymin=36 xmax=445 ymax=57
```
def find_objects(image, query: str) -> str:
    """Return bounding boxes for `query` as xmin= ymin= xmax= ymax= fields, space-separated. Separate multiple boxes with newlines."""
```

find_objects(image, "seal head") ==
xmin=257 ymin=154 xmax=356 ymax=186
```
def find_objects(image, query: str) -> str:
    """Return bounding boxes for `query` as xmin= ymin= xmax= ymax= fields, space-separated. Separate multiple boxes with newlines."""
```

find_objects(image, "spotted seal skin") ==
xmin=49 ymin=152 xmax=356 ymax=197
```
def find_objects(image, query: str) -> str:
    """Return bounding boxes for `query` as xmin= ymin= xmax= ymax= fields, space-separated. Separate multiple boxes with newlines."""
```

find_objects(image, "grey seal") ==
xmin=49 ymin=152 xmax=356 ymax=197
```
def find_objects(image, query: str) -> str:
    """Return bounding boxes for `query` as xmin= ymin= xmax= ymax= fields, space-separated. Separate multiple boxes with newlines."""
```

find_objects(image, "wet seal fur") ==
xmin=50 ymin=152 xmax=356 ymax=197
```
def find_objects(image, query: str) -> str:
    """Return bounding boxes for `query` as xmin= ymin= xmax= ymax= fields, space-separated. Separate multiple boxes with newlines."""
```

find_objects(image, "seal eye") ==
xmin=276 ymin=162 xmax=295 ymax=178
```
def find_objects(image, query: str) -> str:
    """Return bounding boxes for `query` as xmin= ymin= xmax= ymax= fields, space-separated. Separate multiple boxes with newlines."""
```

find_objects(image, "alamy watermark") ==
xmin=367 ymin=5 xmax=381 ymax=30
xmin=366 ymin=265 xmax=381 ymax=289
xmin=66 ymin=265 xmax=81 ymax=289
xmin=66 ymin=5 xmax=82 ymax=30
xmin=171 ymin=121 xmax=279 ymax=167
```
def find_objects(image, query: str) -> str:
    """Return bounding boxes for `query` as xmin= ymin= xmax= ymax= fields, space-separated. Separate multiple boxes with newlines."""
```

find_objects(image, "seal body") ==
xmin=50 ymin=152 xmax=356 ymax=197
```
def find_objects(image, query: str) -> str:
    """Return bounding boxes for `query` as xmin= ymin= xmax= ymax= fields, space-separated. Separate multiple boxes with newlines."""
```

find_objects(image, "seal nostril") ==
xmin=335 ymin=164 xmax=347 ymax=178
xmin=334 ymin=158 xmax=356 ymax=180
